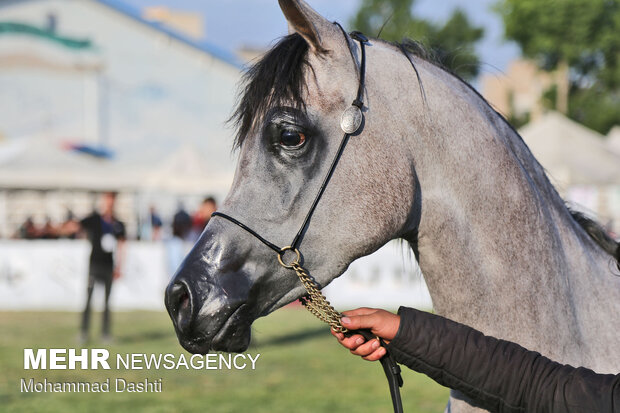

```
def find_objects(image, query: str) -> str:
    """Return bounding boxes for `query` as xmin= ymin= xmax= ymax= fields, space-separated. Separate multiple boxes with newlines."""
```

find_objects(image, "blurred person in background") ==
xmin=58 ymin=209 xmax=79 ymax=239
xmin=40 ymin=216 xmax=58 ymax=239
xmin=172 ymin=202 xmax=192 ymax=241
xmin=190 ymin=196 xmax=217 ymax=241
xmin=76 ymin=191 xmax=126 ymax=343
xmin=14 ymin=216 xmax=38 ymax=239
xmin=167 ymin=202 xmax=193 ymax=278
xmin=149 ymin=205 xmax=163 ymax=241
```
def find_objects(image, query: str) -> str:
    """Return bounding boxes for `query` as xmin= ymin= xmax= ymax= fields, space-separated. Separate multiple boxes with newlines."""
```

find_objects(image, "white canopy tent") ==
xmin=0 ymin=135 xmax=143 ymax=191
xmin=519 ymin=112 xmax=620 ymax=188
xmin=142 ymin=142 xmax=233 ymax=196
xmin=0 ymin=135 xmax=234 ymax=195
xmin=0 ymin=136 xmax=234 ymax=238
xmin=519 ymin=112 xmax=620 ymax=234
xmin=608 ymin=126 xmax=620 ymax=156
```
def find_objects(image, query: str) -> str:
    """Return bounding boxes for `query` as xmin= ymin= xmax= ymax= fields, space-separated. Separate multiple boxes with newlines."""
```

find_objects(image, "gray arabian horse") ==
xmin=166 ymin=1 xmax=620 ymax=411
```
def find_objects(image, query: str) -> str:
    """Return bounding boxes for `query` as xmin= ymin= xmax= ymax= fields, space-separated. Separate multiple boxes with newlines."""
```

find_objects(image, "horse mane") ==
xmin=395 ymin=38 xmax=620 ymax=270
xmin=230 ymin=33 xmax=316 ymax=149
xmin=229 ymin=30 xmax=620 ymax=270
xmin=569 ymin=210 xmax=620 ymax=271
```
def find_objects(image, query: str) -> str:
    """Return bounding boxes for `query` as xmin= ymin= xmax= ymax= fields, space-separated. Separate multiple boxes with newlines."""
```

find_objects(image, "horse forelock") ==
xmin=230 ymin=33 xmax=321 ymax=149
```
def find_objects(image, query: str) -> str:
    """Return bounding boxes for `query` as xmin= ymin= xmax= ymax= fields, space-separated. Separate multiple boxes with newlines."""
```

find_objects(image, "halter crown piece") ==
xmin=211 ymin=29 xmax=404 ymax=413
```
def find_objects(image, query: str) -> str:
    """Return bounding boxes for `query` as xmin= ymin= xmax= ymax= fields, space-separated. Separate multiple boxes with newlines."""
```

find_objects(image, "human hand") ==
xmin=331 ymin=308 xmax=400 ymax=361
xmin=113 ymin=267 xmax=122 ymax=280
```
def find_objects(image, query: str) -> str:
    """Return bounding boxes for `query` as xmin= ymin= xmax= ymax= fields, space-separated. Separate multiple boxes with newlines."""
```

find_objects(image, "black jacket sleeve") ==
xmin=386 ymin=307 xmax=620 ymax=413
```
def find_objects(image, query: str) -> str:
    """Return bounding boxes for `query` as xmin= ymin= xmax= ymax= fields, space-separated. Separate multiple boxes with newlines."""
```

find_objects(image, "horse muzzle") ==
xmin=164 ymin=238 xmax=254 ymax=353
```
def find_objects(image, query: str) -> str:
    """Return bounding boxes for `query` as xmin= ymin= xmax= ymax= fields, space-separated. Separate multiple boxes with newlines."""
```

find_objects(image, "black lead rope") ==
xmin=212 ymin=30 xmax=404 ymax=413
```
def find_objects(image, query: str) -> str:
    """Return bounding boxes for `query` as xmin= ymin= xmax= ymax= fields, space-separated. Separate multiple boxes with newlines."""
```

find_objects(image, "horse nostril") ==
xmin=166 ymin=281 xmax=193 ymax=334
xmin=179 ymin=290 xmax=189 ymax=310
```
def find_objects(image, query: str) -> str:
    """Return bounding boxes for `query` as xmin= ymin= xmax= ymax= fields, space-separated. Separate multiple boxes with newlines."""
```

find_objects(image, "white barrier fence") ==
xmin=0 ymin=240 xmax=432 ymax=311
xmin=0 ymin=240 xmax=173 ymax=311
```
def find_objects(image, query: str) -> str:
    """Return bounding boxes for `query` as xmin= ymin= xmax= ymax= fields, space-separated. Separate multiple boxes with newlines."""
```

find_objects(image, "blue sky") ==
xmin=124 ymin=0 xmax=521 ymax=80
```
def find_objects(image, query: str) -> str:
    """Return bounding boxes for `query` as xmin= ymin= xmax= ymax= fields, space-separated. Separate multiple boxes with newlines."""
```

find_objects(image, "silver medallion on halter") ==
xmin=340 ymin=105 xmax=363 ymax=135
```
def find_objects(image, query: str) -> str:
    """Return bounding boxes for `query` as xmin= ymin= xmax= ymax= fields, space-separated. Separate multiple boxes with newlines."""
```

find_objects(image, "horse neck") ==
xmin=400 ymin=60 xmax=614 ymax=344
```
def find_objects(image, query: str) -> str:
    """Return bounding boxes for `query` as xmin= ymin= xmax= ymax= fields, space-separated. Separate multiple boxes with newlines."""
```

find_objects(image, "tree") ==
xmin=495 ymin=0 xmax=620 ymax=134
xmin=350 ymin=0 xmax=484 ymax=81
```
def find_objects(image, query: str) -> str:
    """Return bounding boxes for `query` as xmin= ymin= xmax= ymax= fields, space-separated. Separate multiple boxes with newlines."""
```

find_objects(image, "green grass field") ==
xmin=0 ymin=308 xmax=448 ymax=412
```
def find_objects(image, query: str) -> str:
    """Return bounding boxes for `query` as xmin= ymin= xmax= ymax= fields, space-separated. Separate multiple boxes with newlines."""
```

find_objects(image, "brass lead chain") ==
xmin=278 ymin=246 xmax=347 ymax=333
xmin=293 ymin=262 xmax=347 ymax=333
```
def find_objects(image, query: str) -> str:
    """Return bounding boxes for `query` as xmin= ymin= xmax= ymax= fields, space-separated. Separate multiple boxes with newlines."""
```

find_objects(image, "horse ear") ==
xmin=278 ymin=0 xmax=336 ymax=53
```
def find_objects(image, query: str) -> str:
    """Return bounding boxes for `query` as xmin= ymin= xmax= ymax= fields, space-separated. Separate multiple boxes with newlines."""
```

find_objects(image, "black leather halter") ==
xmin=211 ymin=30 xmax=404 ymax=413
xmin=212 ymin=30 xmax=367 ymax=255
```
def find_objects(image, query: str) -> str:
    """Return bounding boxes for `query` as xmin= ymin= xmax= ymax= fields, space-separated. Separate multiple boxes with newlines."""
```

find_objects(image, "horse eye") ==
xmin=279 ymin=130 xmax=306 ymax=148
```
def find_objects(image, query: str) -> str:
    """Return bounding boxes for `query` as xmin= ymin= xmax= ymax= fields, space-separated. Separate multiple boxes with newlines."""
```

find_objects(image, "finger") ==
xmin=341 ymin=308 xmax=376 ymax=317
xmin=330 ymin=329 xmax=344 ymax=340
xmin=363 ymin=347 xmax=386 ymax=361
xmin=330 ymin=328 xmax=365 ymax=348
xmin=350 ymin=338 xmax=381 ymax=357
xmin=341 ymin=313 xmax=380 ymax=331
xmin=339 ymin=334 xmax=366 ymax=350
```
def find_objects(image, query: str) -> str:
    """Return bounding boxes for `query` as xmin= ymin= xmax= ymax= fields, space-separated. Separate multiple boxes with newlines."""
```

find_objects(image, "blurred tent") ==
xmin=608 ymin=126 xmax=620 ymax=156
xmin=0 ymin=134 xmax=234 ymax=238
xmin=519 ymin=112 xmax=620 ymax=234
xmin=0 ymin=136 xmax=140 ymax=191
xmin=0 ymin=137 xmax=233 ymax=195
xmin=519 ymin=112 xmax=620 ymax=186
xmin=143 ymin=142 xmax=233 ymax=194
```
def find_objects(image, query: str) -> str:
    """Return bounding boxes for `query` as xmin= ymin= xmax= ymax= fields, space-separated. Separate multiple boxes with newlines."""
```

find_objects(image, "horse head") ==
xmin=165 ymin=0 xmax=419 ymax=353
